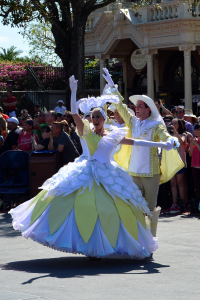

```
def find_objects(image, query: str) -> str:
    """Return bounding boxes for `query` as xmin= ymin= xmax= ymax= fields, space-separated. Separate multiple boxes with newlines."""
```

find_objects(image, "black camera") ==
xmin=167 ymin=125 xmax=174 ymax=134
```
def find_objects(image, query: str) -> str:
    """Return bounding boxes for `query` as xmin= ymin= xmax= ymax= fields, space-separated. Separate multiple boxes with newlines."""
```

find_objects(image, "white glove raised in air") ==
xmin=103 ymin=68 xmax=114 ymax=87
xmin=69 ymin=75 xmax=78 ymax=114
xmin=69 ymin=75 xmax=78 ymax=91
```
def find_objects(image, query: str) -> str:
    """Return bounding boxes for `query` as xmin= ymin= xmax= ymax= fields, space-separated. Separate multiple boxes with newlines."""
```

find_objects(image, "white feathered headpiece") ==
xmin=77 ymin=95 xmax=119 ymax=121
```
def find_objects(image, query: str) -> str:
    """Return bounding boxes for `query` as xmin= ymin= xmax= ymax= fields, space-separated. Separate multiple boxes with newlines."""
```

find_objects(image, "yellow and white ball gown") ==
xmin=9 ymin=120 xmax=158 ymax=259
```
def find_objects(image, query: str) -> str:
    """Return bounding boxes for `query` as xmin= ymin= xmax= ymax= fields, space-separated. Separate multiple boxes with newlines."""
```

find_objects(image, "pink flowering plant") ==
xmin=0 ymin=60 xmax=41 ymax=91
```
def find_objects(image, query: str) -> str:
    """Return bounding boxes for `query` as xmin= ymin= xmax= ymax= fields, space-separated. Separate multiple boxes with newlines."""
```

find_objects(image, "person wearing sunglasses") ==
xmin=31 ymin=125 xmax=51 ymax=151
xmin=176 ymin=106 xmax=194 ymax=136
xmin=61 ymin=119 xmax=82 ymax=154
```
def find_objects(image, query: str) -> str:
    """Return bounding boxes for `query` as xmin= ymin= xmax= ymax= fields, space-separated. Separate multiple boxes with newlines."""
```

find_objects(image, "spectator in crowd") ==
xmin=21 ymin=109 xmax=28 ymax=118
xmin=57 ymin=112 xmax=63 ymax=122
xmin=180 ymin=119 xmax=195 ymax=200
xmin=31 ymin=104 xmax=40 ymax=119
xmin=34 ymin=111 xmax=55 ymax=138
xmin=0 ymin=107 xmax=9 ymax=120
xmin=176 ymin=106 xmax=194 ymax=135
xmin=49 ymin=122 xmax=79 ymax=165
xmin=4 ymin=90 xmax=17 ymax=117
xmin=16 ymin=119 xmax=39 ymax=152
xmin=19 ymin=115 xmax=28 ymax=128
xmin=189 ymin=123 xmax=200 ymax=199
xmin=171 ymin=105 xmax=177 ymax=118
xmin=0 ymin=117 xmax=22 ymax=154
xmin=31 ymin=125 xmax=51 ymax=151
xmin=45 ymin=110 xmax=57 ymax=126
xmin=169 ymin=119 xmax=187 ymax=213
xmin=155 ymin=99 xmax=172 ymax=117
xmin=54 ymin=100 xmax=66 ymax=114
xmin=184 ymin=109 xmax=198 ymax=129
xmin=33 ymin=113 xmax=40 ymax=137
xmin=61 ymin=119 xmax=82 ymax=154
xmin=163 ymin=115 xmax=173 ymax=129
xmin=62 ymin=110 xmax=79 ymax=145
xmin=196 ymin=102 xmax=200 ymax=117
xmin=0 ymin=116 xmax=7 ymax=140
xmin=61 ymin=120 xmax=71 ymax=135
xmin=0 ymin=128 xmax=4 ymax=150
xmin=62 ymin=111 xmax=75 ymax=127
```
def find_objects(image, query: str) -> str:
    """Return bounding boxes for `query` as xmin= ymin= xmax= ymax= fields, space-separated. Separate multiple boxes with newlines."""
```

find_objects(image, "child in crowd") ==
xmin=189 ymin=124 xmax=200 ymax=199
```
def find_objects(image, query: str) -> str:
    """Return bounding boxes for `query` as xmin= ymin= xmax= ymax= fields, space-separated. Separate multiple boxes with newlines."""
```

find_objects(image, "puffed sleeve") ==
xmin=154 ymin=123 xmax=171 ymax=142
xmin=113 ymin=91 xmax=133 ymax=130
xmin=76 ymin=119 xmax=92 ymax=140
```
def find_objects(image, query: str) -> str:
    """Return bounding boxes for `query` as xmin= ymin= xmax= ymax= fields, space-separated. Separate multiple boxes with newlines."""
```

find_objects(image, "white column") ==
xmin=96 ymin=54 xmax=106 ymax=95
xmin=179 ymin=46 xmax=196 ymax=110
xmin=144 ymin=49 xmax=157 ymax=99
xmin=154 ymin=55 xmax=159 ymax=93
xmin=100 ymin=58 xmax=105 ymax=95
xmin=123 ymin=60 xmax=128 ymax=104
xmin=119 ymin=58 xmax=128 ymax=104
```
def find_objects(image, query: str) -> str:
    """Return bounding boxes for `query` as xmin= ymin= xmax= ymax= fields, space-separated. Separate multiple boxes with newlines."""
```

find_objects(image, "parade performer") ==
xmin=9 ymin=75 xmax=161 ymax=259
xmin=103 ymin=68 xmax=184 ymax=237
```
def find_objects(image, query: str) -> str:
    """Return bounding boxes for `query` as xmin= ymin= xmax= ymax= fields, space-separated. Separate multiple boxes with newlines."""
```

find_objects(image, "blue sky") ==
xmin=0 ymin=23 xmax=30 ymax=56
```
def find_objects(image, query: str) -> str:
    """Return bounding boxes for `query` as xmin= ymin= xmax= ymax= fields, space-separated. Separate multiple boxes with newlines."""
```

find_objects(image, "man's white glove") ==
xmin=134 ymin=139 xmax=175 ymax=151
xmin=69 ymin=75 xmax=78 ymax=114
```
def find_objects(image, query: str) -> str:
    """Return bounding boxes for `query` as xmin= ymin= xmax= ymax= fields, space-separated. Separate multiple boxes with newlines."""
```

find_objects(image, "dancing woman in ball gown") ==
xmin=9 ymin=76 xmax=161 ymax=259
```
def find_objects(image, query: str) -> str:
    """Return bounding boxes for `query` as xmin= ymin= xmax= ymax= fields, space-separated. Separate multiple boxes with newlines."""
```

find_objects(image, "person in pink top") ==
xmin=17 ymin=119 xmax=39 ymax=152
xmin=169 ymin=119 xmax=187 ymax=213
xmin=189 ymin=123 xmax=200 ymax=199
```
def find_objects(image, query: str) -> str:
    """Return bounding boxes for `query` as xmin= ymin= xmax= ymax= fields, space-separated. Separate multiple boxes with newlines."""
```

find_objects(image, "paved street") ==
xmin=0 ymin=212 xmax=200 ymax=300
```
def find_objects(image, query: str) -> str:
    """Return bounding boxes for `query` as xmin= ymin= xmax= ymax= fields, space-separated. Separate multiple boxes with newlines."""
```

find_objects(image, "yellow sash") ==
xmin=160 ymin=149 xmax=185 ymax=184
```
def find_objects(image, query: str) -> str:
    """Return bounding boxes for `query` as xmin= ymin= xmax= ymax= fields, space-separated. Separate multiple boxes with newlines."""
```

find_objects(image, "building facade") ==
xmin=85 ymin=1 xmax=200 ymax=110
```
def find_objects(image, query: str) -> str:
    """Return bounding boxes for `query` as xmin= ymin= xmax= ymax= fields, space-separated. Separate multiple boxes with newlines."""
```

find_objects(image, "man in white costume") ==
xmin=103 ymin=69 xmax=184 ymax=237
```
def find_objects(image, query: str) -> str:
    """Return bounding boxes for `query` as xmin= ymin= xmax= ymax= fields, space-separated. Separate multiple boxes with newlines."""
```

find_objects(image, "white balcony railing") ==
xmin=86 ymin=1 xmax=199 ymax=31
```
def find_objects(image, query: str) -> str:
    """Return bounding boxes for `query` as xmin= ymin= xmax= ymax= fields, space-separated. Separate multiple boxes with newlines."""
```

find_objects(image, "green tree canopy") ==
xmin=0 ymin=0 xmax=118 ymax=105
xmin=24 ymin=22 xmax=62 ymax=66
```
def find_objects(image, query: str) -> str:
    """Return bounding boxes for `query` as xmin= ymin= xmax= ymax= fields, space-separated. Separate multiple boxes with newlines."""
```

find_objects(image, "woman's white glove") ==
xmin=103 ymin=68 xmax=114 ymax=86
xmin=69 ymin=75 xmax=78 ymax=114
xmin=102 ymin=68 xmax=115 ymax=95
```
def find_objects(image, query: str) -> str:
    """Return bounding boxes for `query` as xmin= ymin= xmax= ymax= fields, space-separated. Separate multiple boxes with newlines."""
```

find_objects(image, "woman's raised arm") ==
xmin=69 ymin=76 xmax=84 ymax=136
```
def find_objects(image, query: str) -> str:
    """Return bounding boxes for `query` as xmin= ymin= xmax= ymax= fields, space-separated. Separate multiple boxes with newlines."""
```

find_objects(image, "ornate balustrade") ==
xmin=86 ymin=1 xmax=200 ymax=30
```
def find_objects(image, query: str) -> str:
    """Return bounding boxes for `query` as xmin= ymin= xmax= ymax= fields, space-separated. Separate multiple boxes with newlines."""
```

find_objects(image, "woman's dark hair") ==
xmin=64 ymin=110 xmax=76 ymax=126
xmin=61 ymin=120 xmax=71 ymax=134
xmin=194 ymin=123 xmax=200 ymax=130
xmin=42 ymin=125 xmax=51 ymax=133
xmin=180 ymin=119 xmax=187 ymax=133
xmin=173 ymin=118 xmax=185 ymax=134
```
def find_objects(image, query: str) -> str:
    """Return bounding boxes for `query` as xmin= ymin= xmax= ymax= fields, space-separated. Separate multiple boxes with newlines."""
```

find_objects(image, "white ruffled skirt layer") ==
xmin=10 ymin=199 xmax=157 ymax=259
xmin=40 ymin=159 xmax=150 ymax=215
xmin=9 ymin=158 xmax=158 ymax=259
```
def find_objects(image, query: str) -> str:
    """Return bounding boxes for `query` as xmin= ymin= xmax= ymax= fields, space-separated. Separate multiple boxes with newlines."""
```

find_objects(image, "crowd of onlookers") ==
xmin=0 ymin=90 xmax=200 ymax=213
xmin=0 ymin=91 xmax=80 ymax=166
